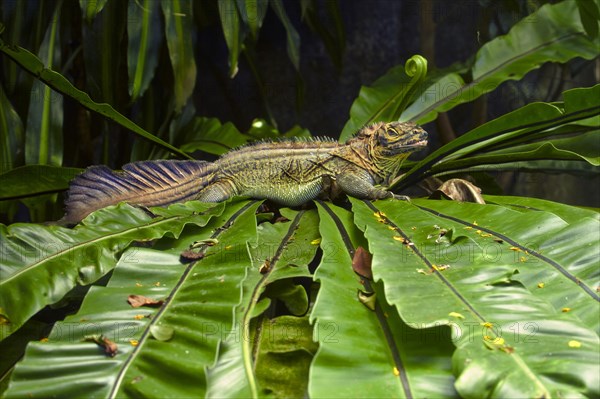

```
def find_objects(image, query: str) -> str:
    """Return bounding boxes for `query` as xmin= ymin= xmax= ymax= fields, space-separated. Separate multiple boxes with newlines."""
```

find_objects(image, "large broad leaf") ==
xmin=3 ymin=200 xmax=260 ymax=397
xmin=127 ymin=0 xmax=162 ymax=101
xmin=205 ymin=208 xmax=320 ymax=397
xmin=393 ymin=85 xmax=600 ymax=190
xmin=179 ymin=116 xmax=253 ymax=155
xmin=161 ymin=0 xmax=197 ymax=112
xmin=0 ymin=37 xmax=190 ymax=159
xmin=309 ymin=201 xmax=457 ymax=398
xmin=400 ymin=0 xmax=600 ymax=124
xmin=351 ymin=197 xmax=599 ymax=398
xmin=24 ymin=3 xmax=62 ymax=166
xmin=429 ymin=130 xmax=600 ymax=177
xmin=0 ymin=201 xmax=227 ymax=338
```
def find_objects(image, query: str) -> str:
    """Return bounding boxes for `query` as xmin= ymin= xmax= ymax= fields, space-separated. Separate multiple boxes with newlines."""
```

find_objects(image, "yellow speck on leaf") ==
xmin=537 ymin=282 xmax=545 ymax=289
xmin=472 ymin=221 xmax=478 ymax=226
xmin=393 ymin=367 xmax=400 ymax=376
xmin=135 ymin=282 xmax=143 ymax=287
xmin=568 ymin=340 xmax=582 ymax=348
xmin=480 ymin=233 xmax=492 ymax=238
xmin=225 ymin=245 xmax=233 ymax=250
xmin=464 ymin=226 xmax=472 ymax=230
xmin=154 ymin=282 xmax=161 ymax=287
xmin=433 ymin=264 xmax=450 ymax=272
xmin=310 ymin=238 xmax=321 ymax=245
xmin=562 ymin=307 xmax=571 ymax=312
xmin=448 ymin=312 xmax=465 ymax=319
xmin=481 ymin=322 xmax=493 ymax=329
xmin=509 ymin=247 xmax=521 ymax=252
xmin=411 ymin=226 xmax=417 ymax=230
xmin=373 ymin=211 xmax=386 ymax=218
xmin=130 ymin=339 xmax=139 ymax=347
xmin=520 ymin=256 xmax=527 ymax=263
xmin=475 ymin=230 xmax=482 ymax=234
xmin=134 ymin=314 xmax=145 ymax=320
xmin=484 ymin=335 xmax=505 ymax=345
xmin=40 ymin=337 xmax=49 ymax=343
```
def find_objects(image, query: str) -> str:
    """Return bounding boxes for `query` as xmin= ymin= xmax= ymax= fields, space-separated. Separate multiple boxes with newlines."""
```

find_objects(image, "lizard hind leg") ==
xmin=196 ymin=179 xmax=238 ymax=203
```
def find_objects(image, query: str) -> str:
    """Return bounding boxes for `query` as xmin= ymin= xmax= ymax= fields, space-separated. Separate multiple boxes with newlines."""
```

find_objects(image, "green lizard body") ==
xmin=62 ymin=122 xmax=427 ymax=224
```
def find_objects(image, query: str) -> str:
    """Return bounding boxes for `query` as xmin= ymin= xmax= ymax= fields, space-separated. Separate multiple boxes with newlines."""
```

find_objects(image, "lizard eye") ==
xmin=387 ymin=127 xmax=400 ymax=137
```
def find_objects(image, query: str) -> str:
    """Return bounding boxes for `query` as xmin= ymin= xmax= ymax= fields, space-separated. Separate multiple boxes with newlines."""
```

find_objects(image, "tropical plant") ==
xmin=1 ymin=1 xmax=599 ymax=398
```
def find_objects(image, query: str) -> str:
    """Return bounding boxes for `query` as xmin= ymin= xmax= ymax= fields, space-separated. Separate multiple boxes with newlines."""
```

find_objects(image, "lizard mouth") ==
xmin=388 ymin=138 xmax=428 ymax=152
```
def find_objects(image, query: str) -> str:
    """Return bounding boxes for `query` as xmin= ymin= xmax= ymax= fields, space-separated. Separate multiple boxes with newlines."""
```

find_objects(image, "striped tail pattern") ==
xmin=62 ymin=160 xmax=215 ymax=224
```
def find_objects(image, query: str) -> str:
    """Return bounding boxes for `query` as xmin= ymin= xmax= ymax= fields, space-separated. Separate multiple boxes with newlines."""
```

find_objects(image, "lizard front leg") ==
xmin=335 ymin=169 xmax=409 ymax=201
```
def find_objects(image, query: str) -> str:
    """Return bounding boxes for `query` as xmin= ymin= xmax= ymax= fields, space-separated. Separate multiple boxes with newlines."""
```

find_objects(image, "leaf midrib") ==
xmin=409 ymin=32 xmax=584 ymax=122
xmin=363 ymin=200 xmax=550 ymax=394
xmin=1 ymin=209 xmax=208 ymax=287
xmin=107 ymin=200 xmax=258 ymax=398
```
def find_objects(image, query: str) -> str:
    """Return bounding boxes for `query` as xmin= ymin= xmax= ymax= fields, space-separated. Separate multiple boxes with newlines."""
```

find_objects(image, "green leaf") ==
xmin=206 ymin=209 xmax=320 ymax=397
xmin=161 ymin=0 xmax=197 ymax=112
xmin=218 ymin=0 xmax=245 ymax=78
xmin=127 ymin=0 xmax=162 ymax=101
xmin=401 ymin=1 xmax=600 ymax=124
xmin=576 ymin=0 xmax=600 ymax=39
xmin=236 ymin=0 xmax=268 ymax=39
xmin=393 ymin=85 xmax=600 ymax=190
xmin=430 ymin=130 xmax=600 ymax=176
xmin=0 ymin=38 xmax=191 ymax=159
xmin=3 ymin=200 xmax=261 ymax=397
xmin=0 ymin=201 xmax=226 ymax=339
xmin=254 ymin=316 xmax=317 ymax=398
xmin=81 ymin=0 xmax=125 ymax=107
xmin=80 ymin=0 xmax=109 ymax=23
xmin=25 ymin=3 xmax=62 ymax=166
xmin=340 ymin=55 xmax=428 ymax=142
xmin=179 ymin=117 xmax=251 ymax=155
xmin=351 ymin=197 xmax=599 ymax=397
xmin=0 ymin=165 xmax=82 ymax=201
xmin=270 ymin=0 xmax=300 ymax=72
xmin=309 ymin=202 xmax=456 ymax=398
xmin=0 ymin=84 xmax=24 ymax=169
xmin=301 ymin=0 xmax=345 ymax=73
xmin=264 ymin=280 xmax=308 ymax=316
xmin=483 ymin=194 xmax=599 ymax=225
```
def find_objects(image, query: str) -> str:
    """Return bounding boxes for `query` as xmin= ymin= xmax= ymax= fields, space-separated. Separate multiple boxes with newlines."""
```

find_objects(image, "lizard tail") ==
xmin=61 ymin=160 xmax=216 ymax=224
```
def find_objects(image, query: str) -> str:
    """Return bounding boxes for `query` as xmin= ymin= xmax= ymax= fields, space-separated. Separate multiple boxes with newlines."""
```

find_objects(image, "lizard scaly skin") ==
xmin=62 ymin=122 xmax=427 ymax=224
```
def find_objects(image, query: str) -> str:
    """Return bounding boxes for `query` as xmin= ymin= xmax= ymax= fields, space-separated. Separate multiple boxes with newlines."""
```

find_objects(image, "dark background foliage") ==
xmin=0 ymin=0 xmax=598 ymax=225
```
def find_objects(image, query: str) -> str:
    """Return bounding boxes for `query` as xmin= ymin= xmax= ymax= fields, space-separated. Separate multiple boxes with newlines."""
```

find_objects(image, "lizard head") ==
xmin=350 ymin=121 xmax=428 ymax=182
xmin=360 ymin=121 xmax=428 ymax=155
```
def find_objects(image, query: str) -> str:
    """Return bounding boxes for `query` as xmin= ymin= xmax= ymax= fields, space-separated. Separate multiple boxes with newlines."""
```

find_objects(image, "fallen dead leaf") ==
xmin=127 ymin=295 xmax=164 ymax=308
